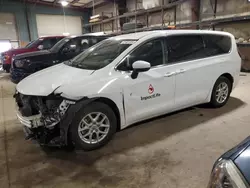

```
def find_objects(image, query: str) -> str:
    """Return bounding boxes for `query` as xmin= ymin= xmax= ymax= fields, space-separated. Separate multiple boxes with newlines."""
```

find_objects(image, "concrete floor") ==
xmin=0 ymin=72 xmax=250 ymax=188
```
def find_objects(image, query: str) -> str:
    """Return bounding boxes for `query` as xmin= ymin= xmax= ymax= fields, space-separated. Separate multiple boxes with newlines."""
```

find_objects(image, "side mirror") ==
xmin=131 ymin=60 xmax=151 ymax=79
xmin=37 ymin=45 xmax=43 ymax=50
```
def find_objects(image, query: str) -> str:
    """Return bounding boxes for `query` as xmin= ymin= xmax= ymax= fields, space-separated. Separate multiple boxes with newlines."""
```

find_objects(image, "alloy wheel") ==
xmin=78 ymin=112 xmax=110 ymax=144
xmin=215 ymin=82 xmax=229 ymax=104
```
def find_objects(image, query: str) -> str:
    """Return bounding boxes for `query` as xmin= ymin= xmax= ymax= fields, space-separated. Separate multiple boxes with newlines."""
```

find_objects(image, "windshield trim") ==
xmin=25 ymin=39 xmax=43 ymax=49
xmin=64 ymin=38 xmax=138 ymax=71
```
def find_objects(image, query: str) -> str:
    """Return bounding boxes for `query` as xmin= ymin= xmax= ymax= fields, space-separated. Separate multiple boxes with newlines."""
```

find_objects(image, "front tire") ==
xmin=69 ymin=102 xmax=117 ymax=151
xmin=209 ymin=76 xmax=232 ymax=108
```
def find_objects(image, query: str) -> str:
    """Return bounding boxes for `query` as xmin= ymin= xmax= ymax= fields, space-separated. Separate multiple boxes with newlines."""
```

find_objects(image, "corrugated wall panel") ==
xmin=36 ymin=14 xmax=82 ymax=36
xmin=0 ymin=13 xmax=18 ymax=40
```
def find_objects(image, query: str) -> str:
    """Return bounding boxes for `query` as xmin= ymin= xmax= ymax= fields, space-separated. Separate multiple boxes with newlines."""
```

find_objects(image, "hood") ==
xmin=16 ymin=63 xmax=94 ymax=96
xmin=219 ymin=136 xmax=250 ymax=160
xmin=234 ymin=144 xmax=250 ymax=185
xmin=15 ymin=50 xmax=52 ymax=59
xmin=5 ymin=48 xmax=36 ymax=56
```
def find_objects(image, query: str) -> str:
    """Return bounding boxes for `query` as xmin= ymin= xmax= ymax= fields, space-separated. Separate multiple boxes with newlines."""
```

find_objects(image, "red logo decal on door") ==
xmin=148 ymin=84 xmax=154 ymax=94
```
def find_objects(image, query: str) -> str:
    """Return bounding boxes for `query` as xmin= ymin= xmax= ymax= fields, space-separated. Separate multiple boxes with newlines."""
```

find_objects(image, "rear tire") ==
xmin=209 ymin=76 xmax=232 ymax=108
xmin=69 ymin=102 xmax=117 ymax=151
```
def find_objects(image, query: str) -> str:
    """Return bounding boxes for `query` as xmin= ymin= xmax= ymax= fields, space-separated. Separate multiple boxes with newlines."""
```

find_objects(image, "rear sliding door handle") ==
xmin=164 ymin=72 xmax=176 ymax=77
xmin=179 ymin=69 xmax=186 ymax=73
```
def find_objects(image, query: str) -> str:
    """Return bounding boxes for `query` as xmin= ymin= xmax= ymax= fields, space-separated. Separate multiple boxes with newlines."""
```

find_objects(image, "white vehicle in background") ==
xmin=15 ymin=30 xmax=241 ymax=151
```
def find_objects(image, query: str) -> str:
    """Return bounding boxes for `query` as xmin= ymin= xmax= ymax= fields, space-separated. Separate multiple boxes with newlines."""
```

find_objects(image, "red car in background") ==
xmin=2 ymin=36 xmax=64 ymax=72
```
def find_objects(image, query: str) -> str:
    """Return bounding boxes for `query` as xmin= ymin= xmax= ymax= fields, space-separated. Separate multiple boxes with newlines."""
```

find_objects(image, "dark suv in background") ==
xmin=11 ymin=33 xmax=112 ymax=83
xmin=2 ymin=36 xmax=64 ymax=72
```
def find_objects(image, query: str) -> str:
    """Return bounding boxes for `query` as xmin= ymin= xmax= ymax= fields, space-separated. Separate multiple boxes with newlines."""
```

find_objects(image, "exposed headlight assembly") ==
xmin=15 ymin=59 xmax=29 ymax=68
xmin=208 ymin=159 xmax=249 ymax=188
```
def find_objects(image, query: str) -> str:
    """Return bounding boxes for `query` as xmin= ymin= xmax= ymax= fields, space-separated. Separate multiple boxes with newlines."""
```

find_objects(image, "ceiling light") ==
xmin=61 ymin=1 xmax=69 ymax=6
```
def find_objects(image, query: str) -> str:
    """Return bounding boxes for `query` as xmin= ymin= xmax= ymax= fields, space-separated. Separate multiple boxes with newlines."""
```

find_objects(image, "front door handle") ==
xmin=164 ymin=72 xmax=176 ymax=77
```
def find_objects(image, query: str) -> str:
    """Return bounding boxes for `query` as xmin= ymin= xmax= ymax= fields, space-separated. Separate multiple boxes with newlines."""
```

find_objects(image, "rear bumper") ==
xmin=10 ymin=68 xmax=30 ymax=83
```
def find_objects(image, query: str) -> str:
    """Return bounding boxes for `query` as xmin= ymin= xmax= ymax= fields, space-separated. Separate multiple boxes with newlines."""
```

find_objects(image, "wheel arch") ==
xmin=92 ymin=97 xmax=121 ymax=131
xmin=206 ymin=72 xmax=234 ymax=102
xmin=220 ymin=73 xmax=234 ymax=85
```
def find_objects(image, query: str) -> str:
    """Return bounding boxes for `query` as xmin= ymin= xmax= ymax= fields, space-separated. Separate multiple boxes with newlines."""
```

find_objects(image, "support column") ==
xmin=83 ymin=8 xmax=91 ymax=33
xmin=117 ymin=0 xmax=127 ymax=30
xmin=191 ymin=0 xmax=200 ymax=29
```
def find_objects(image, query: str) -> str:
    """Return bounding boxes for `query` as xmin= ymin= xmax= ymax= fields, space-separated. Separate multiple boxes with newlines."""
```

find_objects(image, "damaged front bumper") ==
xmin=15 ymin=91 xmax=92 ymax=148
xmin=16 ymin=99 xmax=70 ymax=128
xmin=16 ymin=111 xmax=42 ymax=128
xmin=15 ymin=93 xmax=72 ymax=147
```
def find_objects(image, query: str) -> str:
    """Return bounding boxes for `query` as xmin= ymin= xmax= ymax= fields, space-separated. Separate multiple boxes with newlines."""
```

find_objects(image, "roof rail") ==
xmin=111 ymin=25 xmax=176 ymax=35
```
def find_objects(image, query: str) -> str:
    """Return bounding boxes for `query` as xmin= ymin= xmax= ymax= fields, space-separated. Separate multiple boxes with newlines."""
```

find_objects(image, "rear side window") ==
xmin=203 ymin=35 xmax=231 ymax=57
xmin=166 ymin=35 xmax=206 ymax=63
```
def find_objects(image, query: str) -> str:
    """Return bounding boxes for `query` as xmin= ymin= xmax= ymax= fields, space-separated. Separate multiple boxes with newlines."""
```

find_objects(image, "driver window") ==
xmin=62 ymin=38 xmax=81 ymax=54
xmin=41 ymin=39 xmax=53 ymax=49
xmin=117 ymin=39 xmax=164 ymax=71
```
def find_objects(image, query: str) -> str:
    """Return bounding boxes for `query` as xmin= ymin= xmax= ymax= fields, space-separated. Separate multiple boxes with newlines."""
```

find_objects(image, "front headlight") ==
xmin=15 ymin=59 xmax=29 ymax=68
xmin=208 ymin=159 xmax=249 ymax=188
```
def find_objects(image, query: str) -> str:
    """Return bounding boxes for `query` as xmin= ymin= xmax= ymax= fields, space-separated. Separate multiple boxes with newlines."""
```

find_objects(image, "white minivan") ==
xmin=15 ymin=30 xmax=241 ymax=150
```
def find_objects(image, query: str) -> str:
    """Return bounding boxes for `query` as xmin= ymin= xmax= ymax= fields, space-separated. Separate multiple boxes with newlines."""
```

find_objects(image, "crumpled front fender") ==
xmin=58 ymin=97 xmax=95 ymax=145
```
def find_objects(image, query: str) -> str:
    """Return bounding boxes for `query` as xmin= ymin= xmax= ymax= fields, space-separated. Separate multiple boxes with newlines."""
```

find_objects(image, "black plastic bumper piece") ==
xmin=10 ymin=68 xmax=31 ymax=84
xmin=23 ymin=125 xmax=62 ymax=147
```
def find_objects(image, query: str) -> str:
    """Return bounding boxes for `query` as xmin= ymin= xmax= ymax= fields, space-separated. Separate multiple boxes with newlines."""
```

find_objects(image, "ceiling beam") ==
xmin=83 ymin=0 xmax=107 ymax=8
xmin=53 ymin=0 xmax=60 ymax=5
xmin=22 ymin=0 xmax=86 ymax=10
xmin=71 ymin=0 xmax=80 ymax=4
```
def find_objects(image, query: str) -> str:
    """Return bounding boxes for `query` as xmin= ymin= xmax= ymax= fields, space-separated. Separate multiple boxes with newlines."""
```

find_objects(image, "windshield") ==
xmin=65 ymin=39 xmax=136 ymax=70
xmin=50 ymin=37 xmax=71 ymax=52
xmin=25 ymin=39 xmax=43 ymax=49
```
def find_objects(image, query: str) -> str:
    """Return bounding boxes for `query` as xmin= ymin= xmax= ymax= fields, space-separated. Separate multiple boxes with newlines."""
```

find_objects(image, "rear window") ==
xmin=203 ymin=35 xmax=231 ymax=57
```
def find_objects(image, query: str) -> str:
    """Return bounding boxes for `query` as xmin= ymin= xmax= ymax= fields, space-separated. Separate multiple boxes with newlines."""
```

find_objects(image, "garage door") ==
xmin=36 ymin=14 xmax=82 ymax=36
xmin=0 ymin=13 xmax=18 ymax=40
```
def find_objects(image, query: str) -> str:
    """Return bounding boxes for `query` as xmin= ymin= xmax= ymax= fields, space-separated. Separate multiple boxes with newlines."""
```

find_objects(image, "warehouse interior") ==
xmin=1 ymin=0 xmax=250 ymax=188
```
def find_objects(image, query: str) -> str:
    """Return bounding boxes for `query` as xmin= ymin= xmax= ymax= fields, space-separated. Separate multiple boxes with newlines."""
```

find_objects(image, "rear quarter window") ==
xmin=203 ymin=35 xmax=231 ymax=57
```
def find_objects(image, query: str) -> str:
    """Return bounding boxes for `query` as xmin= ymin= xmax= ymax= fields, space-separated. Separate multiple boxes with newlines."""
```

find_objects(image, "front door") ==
xmin=121 ymin=39 xmax=176 ymax=125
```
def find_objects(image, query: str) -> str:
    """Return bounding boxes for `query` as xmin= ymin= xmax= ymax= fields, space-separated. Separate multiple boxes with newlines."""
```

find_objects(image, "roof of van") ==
xmin=69 ymin=32 xmax=113 ymax=39
xmin=111 ymin=30 xmax=232 ymax=40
